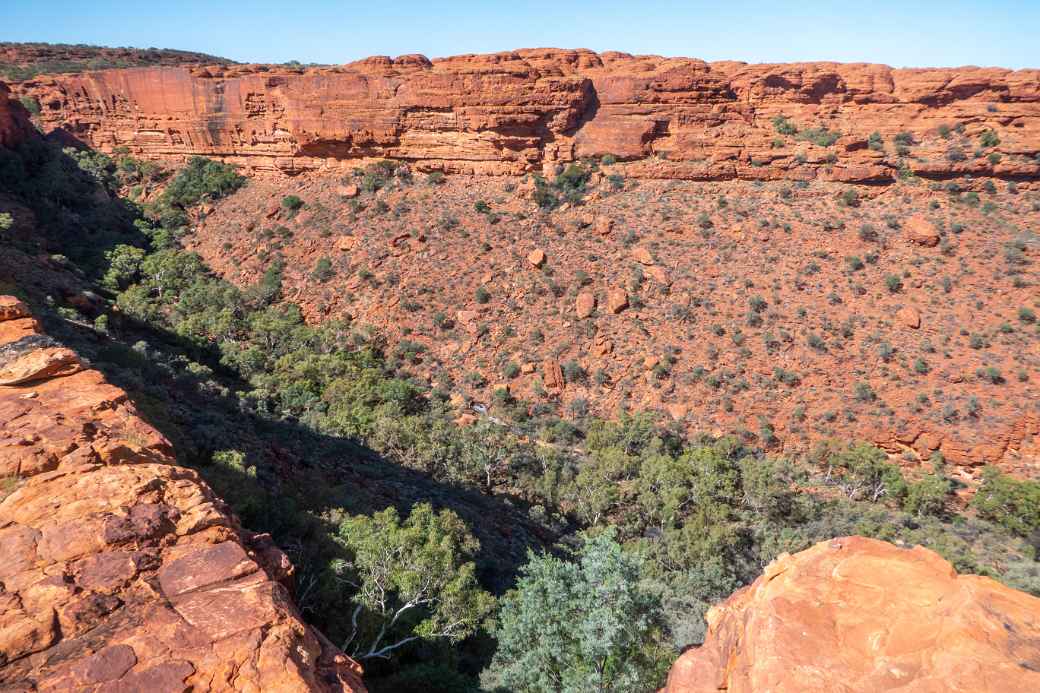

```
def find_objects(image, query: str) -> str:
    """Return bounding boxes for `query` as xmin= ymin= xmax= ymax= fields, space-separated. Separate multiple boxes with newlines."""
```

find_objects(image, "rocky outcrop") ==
xmin=12 ymin=48 xmax=1040 ymax=180
xmin=0 ymin=296 xmax=365 ymax=691
xmin=0 ymin=82 xmax=33 ymax=148
xmin=664 ymin=536 xmax=1040 ymax=692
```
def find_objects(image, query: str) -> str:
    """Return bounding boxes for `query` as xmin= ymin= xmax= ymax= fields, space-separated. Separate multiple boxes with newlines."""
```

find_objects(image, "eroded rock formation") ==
xmin=13 ymin=48 xmax=1040 ymax=179
xmin=664 ymin=536 xmax=1040 ymax=692
xmin=0 ymin=296 xmax=365 ymax=691
xmin=0 ymin=82 xmax=33 ymax=148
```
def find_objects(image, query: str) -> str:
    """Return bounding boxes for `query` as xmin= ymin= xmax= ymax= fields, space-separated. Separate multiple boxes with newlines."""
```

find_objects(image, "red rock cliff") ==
xmin=0 ymin=295 xmax=366 ymax=691
xmin=664 ymin=536 xmax=1040 ymax=692
xmin=14 ymin=48 xmax=1040 ymax=179
xmin=0 ymin=82 xmax=33 ymax=148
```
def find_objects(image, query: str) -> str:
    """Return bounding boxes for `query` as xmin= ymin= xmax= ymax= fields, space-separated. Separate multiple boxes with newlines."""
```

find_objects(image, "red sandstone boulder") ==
xmin=631 ymin=246 xmax=654 ymax=265
xmin=607 ymin=289 xmax=629 ymax=314
xmin=896 ymin=305 xmax=921 ymax=329
xmin=905 ymin=215 xmax=940 ymax=246
xmin=664 ymin=536 xmax=1040 ymax=693
xmin=575 ymin=291 xmax=596 ymax=318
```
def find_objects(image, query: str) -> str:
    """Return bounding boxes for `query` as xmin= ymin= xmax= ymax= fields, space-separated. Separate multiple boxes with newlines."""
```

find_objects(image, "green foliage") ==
xmin=771 ymin=115 xmax=797 ymax=136
xmin=979 ymin=129 xmax=1000 ymax=148
xmin=971 ymin=468 xmax=1040 ymax=537
xmin=0 ymin=212 xmax=12 ymax=231
xmin=102 ymin=244 xmax=147 ymax=290
xmin=160 ymin=156 xmax=245 ymax=212
xmin=485 ymin=530 xmax=670 ymax=692
xmin=797 ymin=126 xmax=841 ymax=147
xmin=532 ymin=176 xmax=559 ymax=211
xmin=554 ymin=164 xmax=591 ymax=202
xmin=905 ymin=473 xmax=952 ymax=517
xmin=18 ymin=95 xmax=40 ymax=116
xmin=840 ymin=189 xmax=860 ymax=207
xmin=311 ymin=256 xmax=334 ymax=282
xmin=867 ymin=131 xmax=883 ymax=151
xmin=813 ymin=441 xmax=907 ymax=504
xmin=335 ymin=503 xmax=495 ymax=660
xmin=282 ymin=194 xmax=304 ymax=211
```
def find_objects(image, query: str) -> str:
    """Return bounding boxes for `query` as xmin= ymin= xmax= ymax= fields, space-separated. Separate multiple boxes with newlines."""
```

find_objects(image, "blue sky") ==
xmin=3 ymin=1 xmax=1038 ymax=68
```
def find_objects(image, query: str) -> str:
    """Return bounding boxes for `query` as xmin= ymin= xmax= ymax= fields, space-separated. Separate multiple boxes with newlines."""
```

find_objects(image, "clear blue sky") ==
xmin=3 ymin=1 xmax=1038 ymax=69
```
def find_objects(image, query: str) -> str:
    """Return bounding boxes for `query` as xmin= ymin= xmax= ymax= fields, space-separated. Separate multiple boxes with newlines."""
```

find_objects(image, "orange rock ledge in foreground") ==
xmin=664 ymin=536 xmax=1040 ymax=693
xmin=0 ymin=296 xmax=365 ymax=692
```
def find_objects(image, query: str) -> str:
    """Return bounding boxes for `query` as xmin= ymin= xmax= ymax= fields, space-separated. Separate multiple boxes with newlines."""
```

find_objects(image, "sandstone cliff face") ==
xmin=0 ymin=82 xmax=33 ymax=148
xmin=0 ymin=296 xmax=365 ymax=691
xmin=14 ymin=48 xmax=1040 ymax=180
xmin=664 ymin=536 xmax=1040 ymax=692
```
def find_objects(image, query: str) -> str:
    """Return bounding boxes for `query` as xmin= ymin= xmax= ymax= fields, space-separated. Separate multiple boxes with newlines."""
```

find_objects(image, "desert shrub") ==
xmin=161 ymin=156 xmax=245 ymax=210
xmin=484 ymin=530 xmax=671 ymax=692
xmin=979 ymin=129 xmax=1000 ymax=148
xmin=310 ymin=256 xmax=334 ymax=282
xmin=971 ymin=468 xmax=1040 ymax=537
xmin=840 ymin=189 xmax=860 ymax=207
xmin=797 ymin=126 xmax=840 ymax=147
xmin=18 ymin=95 xmax=41 ymax=115
xmin=282 ymin=194 xmax=304 ymax=211
xmin=772 ymin=115 xmax=798 ymax=136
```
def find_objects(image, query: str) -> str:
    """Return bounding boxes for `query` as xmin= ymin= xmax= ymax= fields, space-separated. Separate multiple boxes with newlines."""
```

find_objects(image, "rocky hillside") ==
xmin=0 ymin=296 xmax=366 ymax=690
xmin=0 ymin=42 xmax=233 ymax=82
xmin=11 ymin=48 xmax=1040 ymax=179
xmin=664 ymin=536 xmax=1040 ymax=692
xmin=185 ymin=164 xmax=1039 ymax=488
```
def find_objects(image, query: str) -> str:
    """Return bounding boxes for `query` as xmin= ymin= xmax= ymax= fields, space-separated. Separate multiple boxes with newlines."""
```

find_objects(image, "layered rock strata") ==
xmin=0 ymin=296 xmax=366 ymax=691
xmin=12 ymin=48 xmax=1040 ymax=180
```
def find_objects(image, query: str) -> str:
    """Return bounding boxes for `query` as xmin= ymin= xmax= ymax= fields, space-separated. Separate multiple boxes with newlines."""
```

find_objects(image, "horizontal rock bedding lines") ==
xmin=11 ymin=48 xmax=1040 ymax=180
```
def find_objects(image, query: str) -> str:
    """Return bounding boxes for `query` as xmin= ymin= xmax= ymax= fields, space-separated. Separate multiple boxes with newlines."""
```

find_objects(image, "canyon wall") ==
xmin=664 ymin=536 xmax=1040 ymax=692
xmin=0 ymin=295 xmax=366 ymax=689
xmin=13 ymin=48 xmax=1040 ymax=180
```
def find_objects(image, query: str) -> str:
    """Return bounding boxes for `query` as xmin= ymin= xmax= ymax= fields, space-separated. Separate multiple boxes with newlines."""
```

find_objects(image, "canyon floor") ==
xmin=187 ymin=167 xmax=1040 ymax=488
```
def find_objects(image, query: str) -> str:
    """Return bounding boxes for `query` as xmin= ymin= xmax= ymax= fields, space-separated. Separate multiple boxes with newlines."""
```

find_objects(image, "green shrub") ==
xmin=484 ymin=530 xmax=670 ymax=692
xmin=310 ymin=256 xmax=334 ymax=282
xmin=18 ymin=95 xmax=40 ymax=116
xmin=772 ymin=115 xmax=798 ymax=136
xmin=971 ymin=468 xmax=1040 ymax=537
xmin=161 ymin=156 xmax=244 ymax=210
xmin=281 ymin=195 xmax=304 ymax=211
xmin=979 ymin=129 xmax=1000 ymax=148
xmin=797 ymin=126 xmax=840 ymax=147
xmin=904 ymin=474 xmax=952 ymax=516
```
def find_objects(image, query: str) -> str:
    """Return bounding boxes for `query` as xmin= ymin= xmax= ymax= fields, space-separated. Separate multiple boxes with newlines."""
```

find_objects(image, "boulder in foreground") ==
xmin=664 ymin=536 xmax=1040 ymax=692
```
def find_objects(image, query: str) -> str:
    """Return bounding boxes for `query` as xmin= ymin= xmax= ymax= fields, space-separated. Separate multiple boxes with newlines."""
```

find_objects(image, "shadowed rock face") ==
xmin=0 ymin=82 xmax=33 ymax=148
xmin=0 ymin=295 xmax=366 ymax=691
xmin=12 ymin=48 xmax=1040 ymax=179
xmin=664 ymin=536 xmax=1040 ymax=693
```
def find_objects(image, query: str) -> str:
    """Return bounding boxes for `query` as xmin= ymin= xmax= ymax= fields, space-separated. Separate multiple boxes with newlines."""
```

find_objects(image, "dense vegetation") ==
xmin=2 ymin=142 xmax=1039 ymax=691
